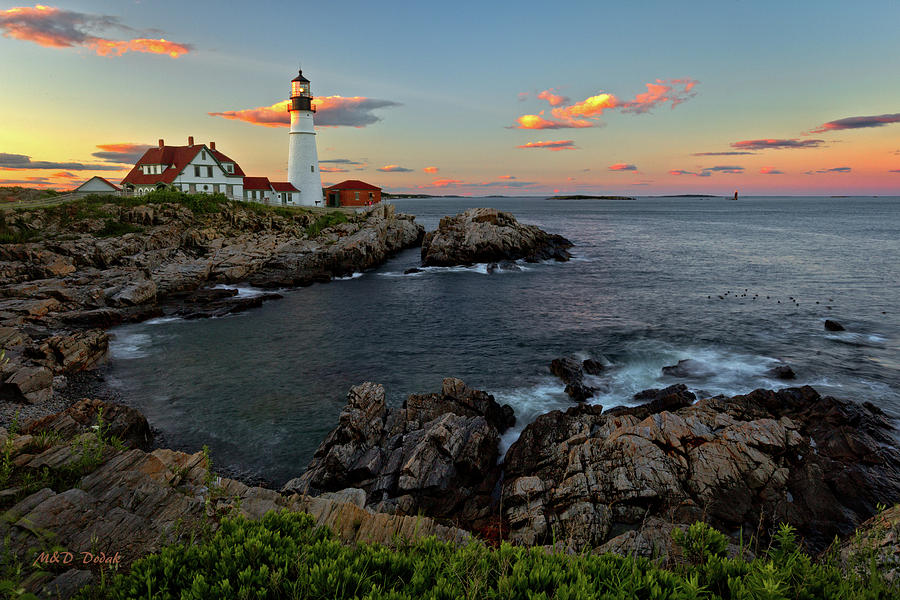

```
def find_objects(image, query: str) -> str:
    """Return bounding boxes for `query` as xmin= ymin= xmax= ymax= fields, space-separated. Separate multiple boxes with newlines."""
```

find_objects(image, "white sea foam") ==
xmin=379 ymin=261 xmax=528 ymax=277
xmin=109 ymin=332 xmax=152 ymax=359
xmin=145 ymin=316 xmax=182 ymax=325
xmin=335 ymin=272 xmax=364 ymax=280
xmin=212 ymin=284 xmax=270 ymax=298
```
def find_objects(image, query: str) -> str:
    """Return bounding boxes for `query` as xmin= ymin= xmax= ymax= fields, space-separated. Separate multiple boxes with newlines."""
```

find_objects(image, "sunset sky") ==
xmin=1 ymin=0 xmax=899 ymax=196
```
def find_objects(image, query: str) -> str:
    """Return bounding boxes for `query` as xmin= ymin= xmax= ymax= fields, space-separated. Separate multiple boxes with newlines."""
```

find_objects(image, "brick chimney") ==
xmin=158 ymin=139 xmax=164 ymax=148
xmin=188 ymin=136 xmax=194 ymax=147
xmin=210 ymin=141 xmax=216 ymax=151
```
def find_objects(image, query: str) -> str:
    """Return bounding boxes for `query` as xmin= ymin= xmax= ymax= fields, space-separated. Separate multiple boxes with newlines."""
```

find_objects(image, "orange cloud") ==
xmin=0 ymin=5 xmax=192 ymax=58
xmin=608 ymin=163 xmax=637 ymax=171
xmin=377 ymin=165 xmax=413 ymax=172
xmin=209 ymin=96 xmax=400 ymax=128
xmin=319 ymin=166 xmax=349 ymax=173
xmin=423 ymin=166 xmax=439 ymax=174
xmin=537 ymin=88 xmax=570 ymax=107
xmin=51 ymin=171 xmax=77 ymax=178
xmin=431 ymin=178 xmax=463 ymax=187
xmin=88 ymin=38 xmax=190 ymax=58
xmin=499 ymin=175 xmax=515 ymax=179
xmin=759 ymin=166 xmax=784 ymax=175
xmin=516 ymin=140 xmax=576 ymax=151
xmin=513 ymin=78 xmax=698 ymax=128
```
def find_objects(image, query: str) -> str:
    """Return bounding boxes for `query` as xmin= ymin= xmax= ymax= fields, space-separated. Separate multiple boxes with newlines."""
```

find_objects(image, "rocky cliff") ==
xmin=0 ymin=199 xmax=423 ymax=424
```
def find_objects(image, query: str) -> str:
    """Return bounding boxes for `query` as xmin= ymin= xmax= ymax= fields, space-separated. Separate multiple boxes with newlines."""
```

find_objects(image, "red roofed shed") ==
xmin=324 ymin=180 xmax=381 ymax=207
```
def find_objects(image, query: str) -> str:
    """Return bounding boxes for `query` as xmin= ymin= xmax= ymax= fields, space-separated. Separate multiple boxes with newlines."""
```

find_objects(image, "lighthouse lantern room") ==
xmin=287 ymin=68 xmax=322 ymax=206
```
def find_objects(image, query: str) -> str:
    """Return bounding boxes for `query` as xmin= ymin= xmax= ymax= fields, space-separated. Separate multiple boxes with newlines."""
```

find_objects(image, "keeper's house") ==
xmin=73 ymin=176 xmax=120 ymax=194
xmin=121 ymin=137 xmax=245 ymax=196
xmin=324 ymin=180 xmax=381 ymax=207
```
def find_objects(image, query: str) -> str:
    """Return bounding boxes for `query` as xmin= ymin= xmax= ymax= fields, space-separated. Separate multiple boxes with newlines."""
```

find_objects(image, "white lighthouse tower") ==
xmin=287 ymin=69 xmax=322 ymax=206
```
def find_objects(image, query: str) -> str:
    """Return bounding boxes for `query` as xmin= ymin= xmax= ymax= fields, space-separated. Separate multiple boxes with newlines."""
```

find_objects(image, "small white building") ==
xmin=243 ymin=178 xmax=300 ymax=205
xmin=121 ymin=137 xmax=245 ymax=197
xmin=74 ymin=176 xmax=120 ymax=194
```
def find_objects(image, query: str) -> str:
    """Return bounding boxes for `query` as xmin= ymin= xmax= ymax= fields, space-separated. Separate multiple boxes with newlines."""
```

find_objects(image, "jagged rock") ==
xmin=825 ymin=319 xmax=845 ymax=331
xmin=25 ymin=399 xmax=152 ymax=450
xmin=420 ymin=208 xmax=573 ymax=267
xmin=838 ymin=504 xmax=900 ymax=584
xmin=1 ymin=365 xmax=53 ymax=403
xmin=549 ymin=357 xmax=595 ymax=402
xmin=605 ymin=384 xmax=696 ymax=419
xmin=502 ymin=386 xmax=900 ymax=555
xmin=283 ymin=379 xmax=513 ymax=524
xmin=582 ymin=358 xmax=605 ymax=375
xmin=36 ymin=329 xmax=109 ymax=373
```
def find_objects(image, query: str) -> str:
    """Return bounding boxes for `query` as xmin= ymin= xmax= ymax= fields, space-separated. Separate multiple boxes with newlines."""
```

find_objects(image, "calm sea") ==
xmin=107 ymin=196 xmax=900 ymax=485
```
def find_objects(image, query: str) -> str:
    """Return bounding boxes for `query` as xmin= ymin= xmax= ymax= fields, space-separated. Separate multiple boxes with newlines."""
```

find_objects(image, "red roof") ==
xmin=270 ymin=181 xmax=298 ymax=192
xmin=325 ymin=179 xmax=381 ymax=191
xmin=121 ymin=143 xmax=244 ymax=186
xmin=243 ymin=176 xmax=272 ymax=190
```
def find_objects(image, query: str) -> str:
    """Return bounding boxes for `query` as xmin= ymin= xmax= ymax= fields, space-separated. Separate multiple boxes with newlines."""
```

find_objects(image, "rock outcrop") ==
xmin=283 ymin=378 xmax=514 ymax=524
xmin=420 ymin=208 xmax=573 ymax=267
xmin=501 ymin=386 xmax=900 ymax=555
xmin=549 ymin=357 xmax=596 ymax=402
xmin=0 ymin=400 xmax=468 ymax=598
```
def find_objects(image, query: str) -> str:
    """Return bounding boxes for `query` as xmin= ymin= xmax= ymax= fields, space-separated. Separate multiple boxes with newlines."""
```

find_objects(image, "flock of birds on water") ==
xmin=708 ymin=289 xmax=835 ymax=310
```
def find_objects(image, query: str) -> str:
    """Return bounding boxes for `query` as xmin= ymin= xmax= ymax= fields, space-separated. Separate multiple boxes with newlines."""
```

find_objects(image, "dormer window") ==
xmin=201 ymin=151 xmax=207 ymax=160
xmin=225 ymin=164 xmax=233 ymax=173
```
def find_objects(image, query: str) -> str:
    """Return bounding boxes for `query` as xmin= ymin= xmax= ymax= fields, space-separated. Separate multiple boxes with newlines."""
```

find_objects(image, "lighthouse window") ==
xmin=311 ymin=165 xmax=315 ymax=172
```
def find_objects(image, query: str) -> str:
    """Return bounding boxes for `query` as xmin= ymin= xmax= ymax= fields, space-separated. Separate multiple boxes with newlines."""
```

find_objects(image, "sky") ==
xmin=1 ymin=0 xmax=899 ymax=196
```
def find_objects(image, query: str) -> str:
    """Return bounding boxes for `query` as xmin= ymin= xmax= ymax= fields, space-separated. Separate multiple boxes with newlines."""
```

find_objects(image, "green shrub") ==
xmin=96 ymin=219 xmax=144 ymax=237
xmin=306 ymin=211 xmax=348 ymax=238
xmin=78 ymin=512 xmax=896 ymax=599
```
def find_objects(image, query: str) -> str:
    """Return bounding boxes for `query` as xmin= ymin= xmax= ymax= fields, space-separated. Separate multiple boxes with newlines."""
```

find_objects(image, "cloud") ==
xmin=621 ymin=78 xmax=699 ymax=114
xmin=52 ymin=171 xmax=77 ymax=178
xmin=498 ymin=175 xmax=516 ymax=179
xmin=806 ymin=166 xmax=852 ymax=174
xmin=0 ymin=176 xmax=51 ymax=184
xmin=759 ymin=167 xmax=784 ymax=175
xmin=513 ymin=77 xmax=697 ymax=129
xmin=430 ymin=178 xmax=464 ymax=188
xmin=320 ymin=158 xmax=366 ymax=166
xmin=0 ymin=5 xmax=191 ymax=57
xmin=516 ymin=140 xmax=576 ymax=151
xmin=692 ymin=151 xmax=756 ymax=156
xmin=91 ymin=143 xmax=153 ymax=163
xmin=810 ymin=113 xmax=900 ymax=134
xmin=377 ymin=165 xmax=412 ymax=172
xmin=0 ymin=152 xmax=124 ymax=171
xmin=423 ymin=166 xmax=439 ymax=174
xmin=731 ymin=138 xmax=824 ymax=150
xmin=537 ymin=88 xmax=570 ymax=107
xmin=890 ymin=169 xmax=900 ymax=173
xmin=608 ymin=163 xmax=637 ymax=171
xmin=319 ymin=166 xmax=348 ymax=173
xmin=209 ymin=96 xmax=401 ymax=128
xmin=670 ymin=165 xmax=744 ymax=177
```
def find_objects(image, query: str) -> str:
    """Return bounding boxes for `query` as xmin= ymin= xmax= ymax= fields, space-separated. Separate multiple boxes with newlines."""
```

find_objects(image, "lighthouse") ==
xmin=287 ymin=69 xmax=322 ymax=206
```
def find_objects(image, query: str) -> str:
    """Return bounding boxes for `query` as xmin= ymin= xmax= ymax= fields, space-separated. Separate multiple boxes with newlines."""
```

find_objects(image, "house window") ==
xmin=354 ymin=191 xmax=360 ymax=201
xmin=202 ymin=151 xmax=207 ymax=160
xmin=194 ymin=166 xmax=200 ymax=177
xmin=203 ymin=185 xmax=209 ymax=191
xmin=206 ymin=166 xmax=213 ymax=177
xmin=225 ymin=164 xmax=233 ymax=173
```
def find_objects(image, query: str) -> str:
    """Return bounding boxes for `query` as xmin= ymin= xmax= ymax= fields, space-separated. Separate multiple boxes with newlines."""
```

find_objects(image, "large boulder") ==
xmin=25 ymin=398 xmax=153 ymax=449
xmin=501 ymin=386 xmax=900 ymax=555
xmin=420 ymin=208 xmax=573 ymax=267
xmin=283 ymin=378 xmax=513 ymax=524
xmin=549 ymin=357 xmax=595 ymax=402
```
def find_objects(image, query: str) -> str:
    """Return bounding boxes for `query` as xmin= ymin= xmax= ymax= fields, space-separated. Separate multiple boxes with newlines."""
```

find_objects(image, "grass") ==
xmin=306 ymin=211 xmax=349 ymax=237
xmin=71 ymin=512 xmax=897 ymax=600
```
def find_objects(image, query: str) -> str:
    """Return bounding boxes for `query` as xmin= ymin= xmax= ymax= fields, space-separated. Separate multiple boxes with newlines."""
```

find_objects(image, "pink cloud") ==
xmin=430 ymin=178 xmax=464 ymax=187
xmin=516 ymin=140 xmax=577 ymax=151
xmin=423 ymin=166 xmax=439 ymax=174
xmin=209 ymin=96 xmax=401 ymax=128
xmin=498 ymin=175 xmax=515 ymax=179
xmin=537 ymin=88 xmax=570 ymax=107
xmin=621 ymin=78 xmax=699 ymax=114
xmin=377 ymin=165 xmax=412 ymax=172
xmin=609 ymin=163 xmax=637 ymax=171
xmin=810 ymin=113 xmax=900 ymax=134
xmin=759 ymin=166 xmax=784 ymax=175
xmin=731 ymin=138 xmax=823 ymax=150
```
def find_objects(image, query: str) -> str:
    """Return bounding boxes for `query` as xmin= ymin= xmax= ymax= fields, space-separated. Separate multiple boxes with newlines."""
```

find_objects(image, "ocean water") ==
xmin=107 ymin=196 xmax=900 ymax=484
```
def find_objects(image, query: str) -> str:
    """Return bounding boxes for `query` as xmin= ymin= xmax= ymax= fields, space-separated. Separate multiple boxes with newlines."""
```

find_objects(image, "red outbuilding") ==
xmin=324 ymin=180 xmax=381 ymax=207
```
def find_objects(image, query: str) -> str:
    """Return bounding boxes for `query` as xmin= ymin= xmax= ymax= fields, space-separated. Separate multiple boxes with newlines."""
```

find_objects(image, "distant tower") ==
xmin=287 ymin=68 xmax=322 ymax=206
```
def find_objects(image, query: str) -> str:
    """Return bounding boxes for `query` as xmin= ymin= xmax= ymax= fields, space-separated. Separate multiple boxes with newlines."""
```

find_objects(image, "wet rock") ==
xmin=36 ymin=329 xmax=109 ymax=373
xmin=825 ymin=319 xmax=846 ymax=331
xmin=662 ymin=358 xmax=715 ymax=378
xmin=605 ymin=384 xmax=696 ymax=419
xmin=283 ymin=379 xmax=513 ymax=524
xmin=582 ymin=358 xmax=605 ymax=376
xmin=550 ymin=357 xmax=596 ymax=402
xmin=403 ymin=267 xmax=424 ymax=274
xmin=421 ymin=208 xmax=573 ymax=267
xmin=767 ymin=363 xmax=796 ymax=380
